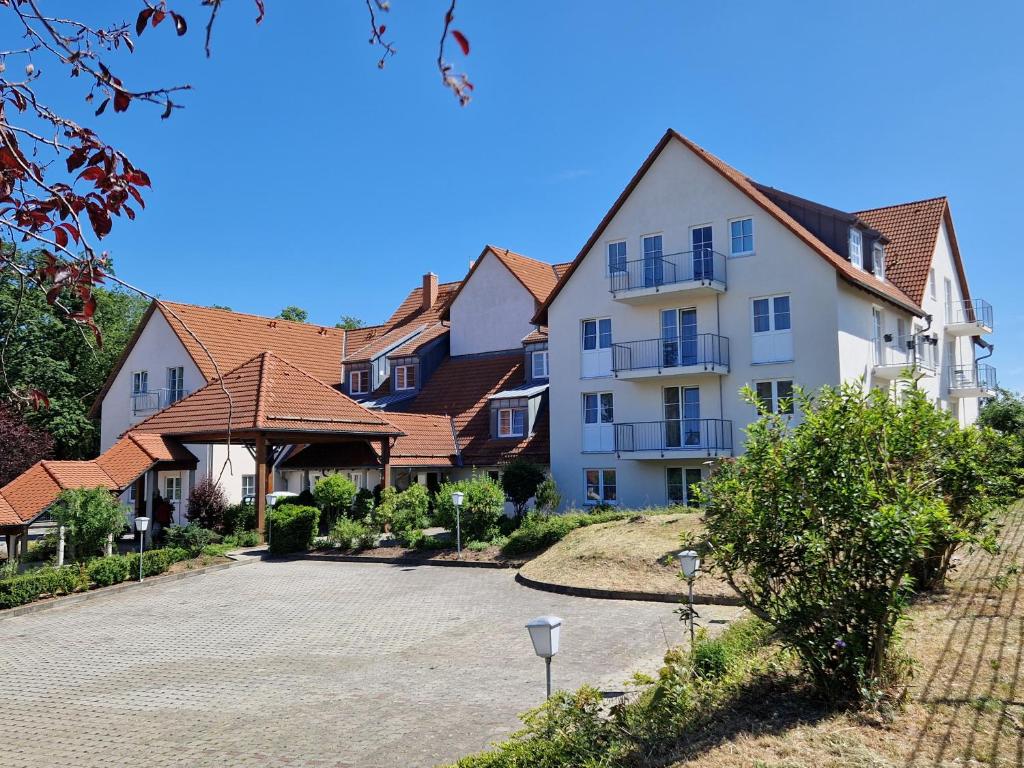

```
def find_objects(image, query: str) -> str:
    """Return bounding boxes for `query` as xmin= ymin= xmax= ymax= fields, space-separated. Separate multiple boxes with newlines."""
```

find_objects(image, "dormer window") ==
xmin=395 ymin=364 xmax=417 ymax=391
xmin=848 ymin=228 xmax=863 ymax=269
xmin=873 ymin=243 xmax=886 ymax=280
xmin=349 ymin=369 xmax=370 ymax=394
xmin=498 ymin=407 xmax=525 ymax=438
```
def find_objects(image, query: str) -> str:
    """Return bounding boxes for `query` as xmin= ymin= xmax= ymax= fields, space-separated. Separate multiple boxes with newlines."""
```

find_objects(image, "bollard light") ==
xmin=677 ymin=550 xmax=701 ymax=644
xmin=526 ymin=615 xmax=562 ymax=699
xmin=134 ymin=516 xmax=150 ymax=582
xmin=451 ymin=491 xmax=464 ymax=559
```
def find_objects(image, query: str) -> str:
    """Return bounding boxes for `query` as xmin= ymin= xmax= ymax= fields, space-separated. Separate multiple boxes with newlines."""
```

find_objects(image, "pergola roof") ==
xmin=129 ymin=351 xmax=403 ymax=441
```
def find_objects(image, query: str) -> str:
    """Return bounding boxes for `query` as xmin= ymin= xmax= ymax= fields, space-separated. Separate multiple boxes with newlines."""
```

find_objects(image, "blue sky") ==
xmin=24 ymin=2 xmax=1023 ymax=389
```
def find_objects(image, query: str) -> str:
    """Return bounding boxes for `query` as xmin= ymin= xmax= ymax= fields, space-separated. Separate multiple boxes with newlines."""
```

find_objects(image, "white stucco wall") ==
xmin=449 ymin=252 xmax=539 ymax=355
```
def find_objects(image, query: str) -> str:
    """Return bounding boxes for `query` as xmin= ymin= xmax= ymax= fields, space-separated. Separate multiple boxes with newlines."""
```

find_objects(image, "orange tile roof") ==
xmin=0 ymin=494 xmax=18 ymax=527
xmin=535 ymin=129 xmax=925 ymax=325
xmin=855 ymin=197 xmax=949 ymax=305
xmin=344 ymin=324 xmax=427 ymax=364
xmin=522 ymin=327 xmax=548 ymax=344
xmin=387 ymin=323 xmax=450 ymax=358
xmin=441 ymin=246 xmax=565 ymax=321
xmin=130 ymin=352 xmax=402 ymax=439
xmin=383 ymin=280 xmax=462 ymax=329
xmin=553 ymin=262 xmax=572 ymax=279
xmin=402 ymin=353 xmax=548 ymax=466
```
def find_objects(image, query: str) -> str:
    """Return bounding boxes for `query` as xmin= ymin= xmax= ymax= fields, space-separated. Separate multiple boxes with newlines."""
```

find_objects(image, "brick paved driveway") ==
xmin=0 ymin=559 xmax=737 ymax=767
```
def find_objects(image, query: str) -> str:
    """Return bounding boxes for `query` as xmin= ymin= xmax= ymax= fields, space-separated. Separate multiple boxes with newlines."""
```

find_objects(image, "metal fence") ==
xmin=614 ymin=418 xmax=733 ymax=455
xmin=609 ymin=250 xmax=727 ymax=293
xmin=612 ymin=334 xmax=730 ymax=373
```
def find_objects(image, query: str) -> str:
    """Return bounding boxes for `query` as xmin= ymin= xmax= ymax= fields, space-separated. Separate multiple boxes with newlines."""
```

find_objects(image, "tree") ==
xmin=186 ymin=477 xmax=229 ymax=530
xmin=978 ymin=388 xmax=1024 ymax=438
xmin=210 ymin=304 xmax=233 ymax=312
xmin=501 ymin=459 xmax=546 ymax=519
xmin=0 ymin=403 xmax=54 ymax=486
xmin=0 ymin=2 xmax=473 ymax=400
xmin=336 ymin=315 xmax=365 ymax=330
xmin=534 ymin=475 xmax=562 ymax=516
xmin=434 ymin=476 xmax=506 ymax=542
xmin=49 ymin=487 xmax=124 ymax=561
xmin=277 ymin=306 xmax=308 ymax=323
xmin=312 ymin=474 xmax=358 ymax=525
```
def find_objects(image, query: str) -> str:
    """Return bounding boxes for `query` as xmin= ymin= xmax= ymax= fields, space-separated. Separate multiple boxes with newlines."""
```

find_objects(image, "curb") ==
xmin=0 ymin=557 xmax=253 ymax=620
xmin=274 ymin=552 xmax=520 ymax=570
xmin=514 ymin=572 xmax=743 ymax=605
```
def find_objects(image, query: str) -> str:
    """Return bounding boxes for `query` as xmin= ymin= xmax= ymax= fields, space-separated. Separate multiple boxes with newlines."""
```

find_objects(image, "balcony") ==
xmin=614 ymin=418 xmax=733 ymax=459
xmin=612 ymin=334 xmax=729 ymax=380
xmin=131 ymin=388 xmax=189 ymax=415
xmin=945 ymin=299 xmax=993 ymax=336
xmin=948 ymin=363 xmax=997 ymax=398
xmin=871 ymin=333 xmax=937 ymax=381
xmin=609 ymin=250 xmax=726 ymax=303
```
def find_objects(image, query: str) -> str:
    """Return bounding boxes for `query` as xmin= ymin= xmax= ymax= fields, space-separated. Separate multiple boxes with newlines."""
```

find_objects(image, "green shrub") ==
xmin=48 ymin=487 xmax=124 ymax=561
xmin=414 ymin=534 xmax=447 ymax=551
xmin=313 ymin=474 xmax=358 ymax=524
xmin=434 ymin=476 xmax=506 ymax=543
xmin=372 ymin=484 xmax=430 ymax=533
xmin=330 ymin=518 xmax=377 ymax=551
xmin=0 ymin=565 xmax=83 ymax=608
xmin=223 ymin=502 xmax=256 ymax=534
xmin=165 ymin=547 xmax=190 ymax=563
xmin=533 ymin=475 xmax=562 ymax=515
xmin=231 ymin=529 xmax=260 ymax=547
xmin=163 ymin=524 xmax=222 ymax=556
xmin=200 ymin=544 xmax=232 ymax=558
xmin=501 ymin=460 xmax=546 ymax=519
xmin=266 ymin=504 xmax=319 ymax=554
xmin=353 ymin=488 xmax=375 ymax=521
xmin=124 ymin=548 xmax=178 ymax=579
xmin=499 ymin=509 xmax=631 ymax=557
xmin=398 ymin=528 xmax=424 ymax=548
xmin=466 ymin=540 xmax=490 ymax=552
xmin=87 ymin=556 xmax=130 ymax=587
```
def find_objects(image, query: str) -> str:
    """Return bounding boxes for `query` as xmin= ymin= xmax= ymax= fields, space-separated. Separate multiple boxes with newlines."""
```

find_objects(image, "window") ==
xmin=131 ymin=370 xmax=148 ymax=395
xmin=582 ymin=392 xmax=614 ymax=452
xmin=607 ymin=241 xmax=627 ymax=274
xmin=349 ymin=369 xmax=370 ymax=394
xmin=584 ymin=469 xmax=617 ymax=505
xmin=581 ymin=318 xmax=612 ymax=377
xmin=872 ymin=307 xmax=884 ymax=364
xmin=531 ymin=349 xmax=549 ymax=379
xmin=661 ymin=308 xmax=698 ymax=367
xmin=164 ymin=475 xmax=182 ymax=503
xmin=498 ymin=407 xmax=525 ymax=438
xmin=395 ymin=364 xmax=417 ymax=391
xmin=346 ymin=471 xmax=365 ymax=490
xmin=691 ymin=225 xmax=713 ymax=279
xmin=754 ymin=379 xmax=794 ymax=414
xmin=166 ymin=366 xmax=185 ymax=403
xmin=488 ymin=470 xmax=501 ymax=484
xmin=751 ymin=294 xmax=793 ymax=363
xmin=943 ymin=278 xmax=953 ymax=323
xmin=664 ymin=386 xmax=701 ymax=448
xmin=241 ymin=474 xmax=255 ymax=499
xmin=729 ymin=217 xmax=754 ymax=256
xmin=929 ymin=268 xmax=937 ymax=300
xmin=667 ymin=468 xmax=704 ymax=506
xmin=642 ymin=234 xmax=663 ymax=287
xmin=848 ymin=228 xmax=863 ymax=269
xmin=872 ymin=243 xmax=886 ymax=280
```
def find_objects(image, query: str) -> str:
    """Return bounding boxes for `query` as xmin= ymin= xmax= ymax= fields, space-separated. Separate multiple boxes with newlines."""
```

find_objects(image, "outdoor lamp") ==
xmin=677 ymin=550 xmax=701 ymax=644
xmin=451 ymin=491 xmax=464 ymax=558
xmin=526 ymin=615 xmax=562 ymax=699
xmin=134 ymin=516 xmax=150 ymax=582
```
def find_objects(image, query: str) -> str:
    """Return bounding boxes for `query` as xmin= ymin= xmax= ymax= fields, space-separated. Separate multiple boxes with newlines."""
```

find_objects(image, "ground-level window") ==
xmin=395 ymin=364 xmax=417 ymax=391
xmin=531 ymin=349 xmax=549 ymax=379
xmin=498 ymin=407 xmax=526 ymax=438
xmin=349 ymin=369 xmax=370 ymax=394
xmin=584 ymin=468 xmax=617 ymax=505
xmin=754 ymin=379 xmax=794 ymax=414
xmin=241 ymin=474 xmax=255 ymax=498
xmin=164 ymin=475 xmax=182 ymax=502
xmin=667 ymin=467 xmax=703 ymax=506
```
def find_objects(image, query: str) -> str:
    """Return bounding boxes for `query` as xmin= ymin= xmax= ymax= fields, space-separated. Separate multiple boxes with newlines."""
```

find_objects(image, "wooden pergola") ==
xmin=128 ymin=351 xmax=404 ymax=534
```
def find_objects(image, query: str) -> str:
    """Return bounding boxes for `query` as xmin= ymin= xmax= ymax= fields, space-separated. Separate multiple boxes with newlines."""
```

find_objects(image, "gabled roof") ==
xmin=533 ymin=129 xmax=925 ymax=325
xmin=384 ymin=279 xmax=462 ymax=328
xmin=343 ymin=324 xmax=427 ymax=364
xmin=129 ymin=352 xmax=402 ymax=439
xmin=855 ymin=197 xmax=971 ymax=307
xmin=387 ymin=323 xmax=450 ymax=358
xmin=440 ymin=246 xmax=564 ymax=320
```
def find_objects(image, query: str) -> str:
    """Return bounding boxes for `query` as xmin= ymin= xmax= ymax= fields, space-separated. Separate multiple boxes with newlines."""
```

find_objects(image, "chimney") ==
xmin=422 ymin=272 xmax=439 ymax=311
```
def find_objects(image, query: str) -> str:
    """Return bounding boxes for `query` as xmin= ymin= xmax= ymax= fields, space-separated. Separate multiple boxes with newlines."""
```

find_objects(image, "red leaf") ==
xmin=124 ymin=204 xmax=136 ymax=220
xmin=136 ymin=8 xmax=154 ymax=36
xmin=95 ymin=98 xmax=109 ymax=116
xmin=60 ymin=222 xmax=81 ymax=243
xmin=152 ymin=10 xmax=166 ymax=27
xmin=113 ymin=90 xmax=131 ymax=113
xmin=129 ymin=170 xmax=151 ymax=187
xmin=53 ymin=226 xmax=68 ymax=249
xmin=30 ymin=389 xmax=50 ymax=410
xmin=128 ymin=186 xmax=146 ymax=208
xmin=172 ymin=12 xmax=187 ymax=36
xmin=78 ymin=167 xmax=104 ymax=181
xmin=66 ymin=147 xmax=89 ymax=173
xmin=451 ymin=30 xmax=470 ymax=56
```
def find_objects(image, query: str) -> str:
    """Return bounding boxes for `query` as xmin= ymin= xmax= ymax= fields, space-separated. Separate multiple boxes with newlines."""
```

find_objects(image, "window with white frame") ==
xmin=872 ymin=307 xmax=884 ymax=364
xmin=929 ymin=268 xmax=937 ymax=300
xmin=582 ymin=392 xmax=614 ymax=452
xmin=395 ymin=364 xmax=417 ymax=391
xmin=848 ymin=228 xmax=863 ymax=269
xmin=349 ymin=369 xmax=370 ymax=394
xmin=943 ymin=277 xmax=953 ymax=323
xmin=642 ymin=234 xmax=663 ymax=287
xmin=166 ymin=366 xmax=185 ymax=403
xmin=164 ymin=475 xmax=182 ymax=503
xmin=346 ymin=471 xmax=365 ymax=489
xmin=498 ymin=407 xmax=526 ymax=438
xmin=667 ymin=467 xmax=703 ymax=506
xmin=751 ymin=295 xmax=793 ymax=363
xmin=607 ymin=240 xmax=627 ymax=274
xmin=872 ymin=243 xmax=886 ymax=280
xmin=584 ymin=468 xmax=617 ymax=505
xmin=730 ymin=217 xmax=754 ymax=256
xmin=132 ymin=370 xmax=148 ymax=395
xmin=581 ymin=317 xmax=612 ymax=377
xmin=241 ymin=474 xmax=255 ymax=498
xmin=531 ymin=349 xmax=549 ymax=379
xmin=754 ymin=379 xmax=794 ymax=414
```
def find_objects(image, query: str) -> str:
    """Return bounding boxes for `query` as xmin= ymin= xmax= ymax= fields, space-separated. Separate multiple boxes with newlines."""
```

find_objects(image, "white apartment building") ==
xmin=535 ymin=130 xmax=994 ymax=510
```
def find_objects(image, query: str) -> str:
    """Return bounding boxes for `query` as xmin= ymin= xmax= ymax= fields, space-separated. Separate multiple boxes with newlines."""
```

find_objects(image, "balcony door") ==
xmin=166 ymin=366 xmax=184 ymax=404
xmin=664 ymin=386 xmax=700 ymax=448
xmin=661 ymin=308 xmax=697 ymax=368
xmin=691 ymin=225 xmax=712 ymax=281
xmin=582 ymin=393 xmax=614 ymax=452
xmin=642 ymin=234 xmax=663 ymax=287
xmin=581 ymin=318 xmax=612 ymax=377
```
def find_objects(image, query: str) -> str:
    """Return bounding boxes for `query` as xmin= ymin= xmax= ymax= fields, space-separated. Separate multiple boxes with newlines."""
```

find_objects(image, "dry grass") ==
xmin=665 ymin=501 xmax=1024 ymax=768
xmin=517 ymin=512 xmax=735 ymax=600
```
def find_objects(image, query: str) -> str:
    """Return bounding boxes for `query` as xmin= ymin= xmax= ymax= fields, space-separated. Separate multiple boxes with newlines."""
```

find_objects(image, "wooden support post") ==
xmin=380 ymin=438 xmax=392 ymax=490
xmin=20 ymin=527 xmax=29 ymax=557
xmin=144 ymin=469 xmax=156 ymax=547
xmin=133 ymin=475 xmax=146 ymax=517
xmin=255 ymin=435 xmax=268 ymax=543
xmin=4 ymin=534 xmax=12 ymax=561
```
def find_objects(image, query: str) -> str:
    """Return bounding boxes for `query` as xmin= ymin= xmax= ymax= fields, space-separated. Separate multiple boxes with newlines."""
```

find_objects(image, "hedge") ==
xmin=266 ymin=504 xmax=320 ymax=554
xmin=500 ymin=510 xmax=629 ymax=557
xmin=87 ymin=556 xmax=130 ymax=587
xmin=0 ymin=565 xmax=83 ymax=608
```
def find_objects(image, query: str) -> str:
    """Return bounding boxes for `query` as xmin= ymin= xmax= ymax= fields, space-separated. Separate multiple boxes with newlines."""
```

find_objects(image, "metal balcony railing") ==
xmin=948 ymin=363 xmax=997 ymax=392
xmin=612 ymin=334 xmax=730 ymax=374
xmin=609 ymin=250 xmax=727 ymax=293
xmin=946 ymin=299 xmax=993 ymax=329
xmin=615 ymin=418 xmax=733 ymax=455
xmin=131 ymin=387 xmax=189 ymax=415
xmin=871 ymin=333 xmax=937 ymax=371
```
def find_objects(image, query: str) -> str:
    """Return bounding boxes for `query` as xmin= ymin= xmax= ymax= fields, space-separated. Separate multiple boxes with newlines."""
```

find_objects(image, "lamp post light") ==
xmin=526 ymin=615 xmax=562 ymax=699
xmin=677 ymin=550 xmax=701 ymax=644
xmin=451 ymin=491 xmax=464 ymax=559
xmin=134 ymin=516 xmax=150 ymax=582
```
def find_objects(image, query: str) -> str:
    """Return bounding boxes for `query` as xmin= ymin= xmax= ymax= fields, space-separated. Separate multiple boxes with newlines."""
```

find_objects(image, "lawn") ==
xmin=517 ymin=511 xmax=736 ymax=601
